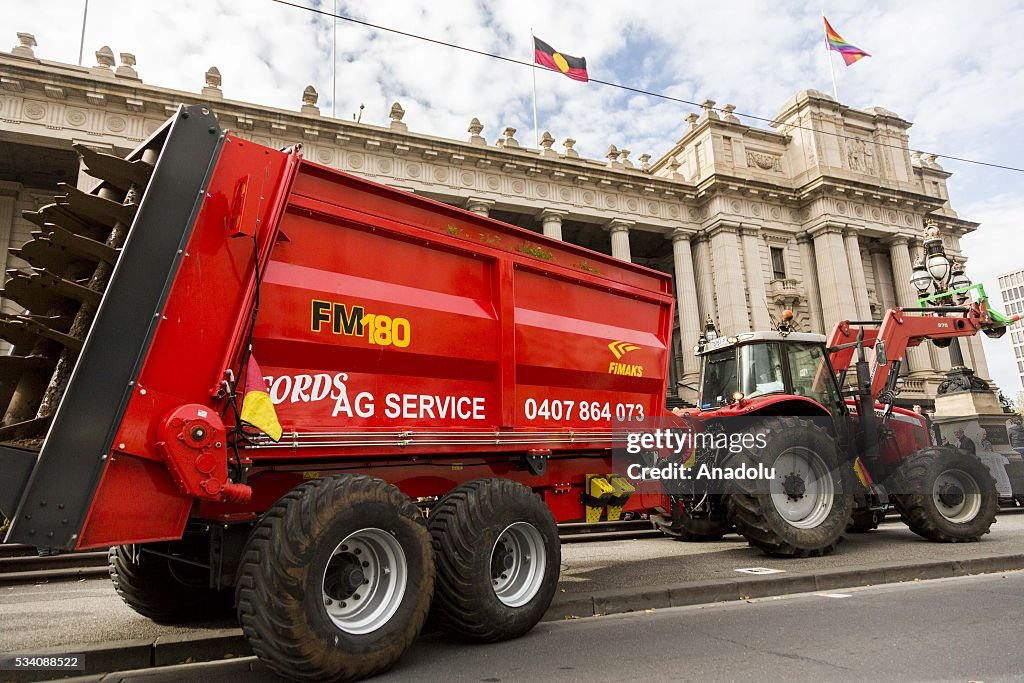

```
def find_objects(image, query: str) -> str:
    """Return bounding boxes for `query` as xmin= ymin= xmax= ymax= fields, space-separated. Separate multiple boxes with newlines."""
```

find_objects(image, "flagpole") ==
xmin=822 ymin=10 xmax=840 ymax=102
xmin=77 ymin=0 xmax=89 ymax=65
xmin=530 ymin=28 xmax=539 ymax=147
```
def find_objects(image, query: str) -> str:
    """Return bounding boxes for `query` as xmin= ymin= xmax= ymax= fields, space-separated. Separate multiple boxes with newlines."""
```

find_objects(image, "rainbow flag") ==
xmin=824 ymin=16 xmax=870 ymax=66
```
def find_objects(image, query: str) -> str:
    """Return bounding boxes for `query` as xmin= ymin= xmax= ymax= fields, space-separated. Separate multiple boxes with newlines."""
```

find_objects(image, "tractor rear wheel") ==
xmin=727 ymin=417 xmax=853 ymax=558
xmin=651 ymin=497 xmax=731 ymax=541
xmin=892 ymin=447 xmax=998 ymax=542
xmin=428 ymin=478 xmax=560 ymax=643
xmin=236 ymin=475 xmax=434 ymax=682
xmin=109 ymin=544 xmax=233 ymax=624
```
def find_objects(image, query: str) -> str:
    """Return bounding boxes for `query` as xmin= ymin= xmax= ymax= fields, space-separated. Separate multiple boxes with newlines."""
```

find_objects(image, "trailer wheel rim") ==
xmin=490 ymin=522 xmax=546 ymax=608
xmin=322 ymin=528 xmax=408 ymax=635
xmin=932 ymin=469 xmax=981 ymax=523
xmin=768 ymin=446 xmax=835 ymax=529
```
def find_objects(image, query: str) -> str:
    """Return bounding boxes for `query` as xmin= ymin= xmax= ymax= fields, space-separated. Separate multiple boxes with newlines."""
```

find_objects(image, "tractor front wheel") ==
xmin=893 ymin=447 xmax=998 ymax=542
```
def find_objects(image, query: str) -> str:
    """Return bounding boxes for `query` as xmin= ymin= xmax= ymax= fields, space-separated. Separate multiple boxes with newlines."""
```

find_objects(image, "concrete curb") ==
xmin=7 ymin=553 xmax=1024 ymax=680
xmin=543 ymin=552 xmax=1024 ymax=621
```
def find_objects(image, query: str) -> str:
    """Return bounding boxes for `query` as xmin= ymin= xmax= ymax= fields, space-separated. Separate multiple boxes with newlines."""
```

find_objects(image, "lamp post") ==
xmin=910 ymin=222 xmax=988 ymax=395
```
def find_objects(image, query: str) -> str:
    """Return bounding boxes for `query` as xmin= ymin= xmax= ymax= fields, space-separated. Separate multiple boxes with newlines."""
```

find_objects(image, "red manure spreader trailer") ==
xmin=0 ymin=105 xmax=673 ymax=681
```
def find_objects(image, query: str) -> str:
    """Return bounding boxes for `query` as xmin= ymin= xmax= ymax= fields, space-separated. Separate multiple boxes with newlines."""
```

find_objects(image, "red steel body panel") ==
xmin=76 ymin=135 xmax=674 ymax=547
xmin=248 ymin=159 xmax=672 ymax=454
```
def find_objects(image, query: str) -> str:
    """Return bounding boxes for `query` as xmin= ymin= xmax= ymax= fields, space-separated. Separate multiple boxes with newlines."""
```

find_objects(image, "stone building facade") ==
xmin=0 ymin=33 xmax=993 ymax=407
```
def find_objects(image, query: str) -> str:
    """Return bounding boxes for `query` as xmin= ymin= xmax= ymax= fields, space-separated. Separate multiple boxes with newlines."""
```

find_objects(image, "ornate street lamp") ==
xmin=910 ymin=221 xmax=973 ymax=303
xmin=922 ymin=223 xmax=951 ymax=283
xmin=949 ymin=261 xmax=972 ymax=304
xmin=911 ymin=257 xmax=933 ymax=294
xmin=908 ymin=221 xmax=988 ymax=395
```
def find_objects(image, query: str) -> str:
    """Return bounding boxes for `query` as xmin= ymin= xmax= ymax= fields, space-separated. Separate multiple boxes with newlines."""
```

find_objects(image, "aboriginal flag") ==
xmin=533 ymin=36 xmax=588 ymax=82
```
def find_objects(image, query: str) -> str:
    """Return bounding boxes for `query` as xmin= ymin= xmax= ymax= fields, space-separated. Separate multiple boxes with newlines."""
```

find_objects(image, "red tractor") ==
xmin=653 ymin=290 xmax=1018 ymax=557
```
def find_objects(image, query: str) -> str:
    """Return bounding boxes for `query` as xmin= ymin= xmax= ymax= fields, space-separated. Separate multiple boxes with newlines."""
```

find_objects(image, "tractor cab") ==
xmin=694 ymin=330 xmax=846 ymax=417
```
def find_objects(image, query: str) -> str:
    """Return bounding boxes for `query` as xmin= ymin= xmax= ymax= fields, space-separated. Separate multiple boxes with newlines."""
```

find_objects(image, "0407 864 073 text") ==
xmin=522 ymin=397 xmax=645 ymax=422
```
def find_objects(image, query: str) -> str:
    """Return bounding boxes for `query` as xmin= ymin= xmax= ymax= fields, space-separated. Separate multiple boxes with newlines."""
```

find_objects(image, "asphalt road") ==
xmin=4 ymin=513 xmax=1024 ymax=653
xmin=87 ymin=571 xmax=1024 ymax=682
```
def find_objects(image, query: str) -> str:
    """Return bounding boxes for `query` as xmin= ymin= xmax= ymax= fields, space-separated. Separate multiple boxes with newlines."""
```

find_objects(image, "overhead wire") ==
xmin=270 ymin=0 xmax=1024 ymax=174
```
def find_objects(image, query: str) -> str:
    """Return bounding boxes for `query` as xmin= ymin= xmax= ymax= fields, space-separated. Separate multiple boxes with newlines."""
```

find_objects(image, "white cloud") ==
xmin=2 ymin=0 xmax=1023 ymax=393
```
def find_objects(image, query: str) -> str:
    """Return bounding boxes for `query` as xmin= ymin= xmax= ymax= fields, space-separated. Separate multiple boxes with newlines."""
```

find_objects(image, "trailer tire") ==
xmin=236 ymin=475 xmax=434 ymax=682
xmin=109 ymin=545 xmax=233 ymax=624
xmin=892 ymin=447 xmax=998 ymax=542
xmin=726 ymin=417 xmax=853 ymax=558
xmin=428 ymin=478 xmax=560 ymax=643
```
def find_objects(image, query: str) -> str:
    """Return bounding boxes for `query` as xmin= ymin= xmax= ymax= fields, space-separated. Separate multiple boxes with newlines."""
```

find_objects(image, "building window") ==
xmin=770 ymin=247 xmax=786 ymax=279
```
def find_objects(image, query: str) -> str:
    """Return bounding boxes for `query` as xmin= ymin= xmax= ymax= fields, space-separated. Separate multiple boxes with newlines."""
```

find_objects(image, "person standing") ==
xmin=913 ymin=405 xmax=936 ymax=445
xmin=953 ymin=427 xmax=976 ymax=455
xmin=1008 ymin=416 xmax=1024 ymax=458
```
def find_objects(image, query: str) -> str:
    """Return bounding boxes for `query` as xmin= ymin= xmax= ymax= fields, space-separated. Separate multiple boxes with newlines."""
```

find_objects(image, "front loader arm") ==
xmin=827 ymin=291 xmax=1018 ymax=400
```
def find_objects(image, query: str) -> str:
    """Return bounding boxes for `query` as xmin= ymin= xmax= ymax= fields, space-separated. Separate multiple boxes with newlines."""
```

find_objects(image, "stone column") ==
xmin=843 ymin=229 xmax=872 ymax=320
xmin=670 ymin=229 xmax=702 ymax=395
xmin=887 ymin=236 xmax=932 ymax=375
xmin=869 ymin=249 xmax=896 ymax=310
xmin=537 ymin=208 xmax=566 ymax=240
xmin=692 ymin=234 xmax=717 ymax=327
xmin=739 ymin=226 xmax=771 ymax=331
xmin=796 ymin=233 xmax=824 ymax=333
xmin=465 ymin=197 xmax=495 ymax=216
xmin=606 ymin=218 xmax=634 ymax=262
xmin=811 ymin=225 xmax=858 ymax=325
xmin=708 ymin=224 xmax=749 ymax=334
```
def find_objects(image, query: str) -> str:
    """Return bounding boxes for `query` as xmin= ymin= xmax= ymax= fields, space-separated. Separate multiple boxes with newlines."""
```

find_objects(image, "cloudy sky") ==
xmin=3 ymin=0 xmax=1024 ymax=399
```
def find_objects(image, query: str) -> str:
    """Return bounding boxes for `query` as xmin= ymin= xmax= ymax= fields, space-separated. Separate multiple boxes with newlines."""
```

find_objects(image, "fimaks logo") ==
xmin=607 ymin=340 xmax=643 ymax=377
